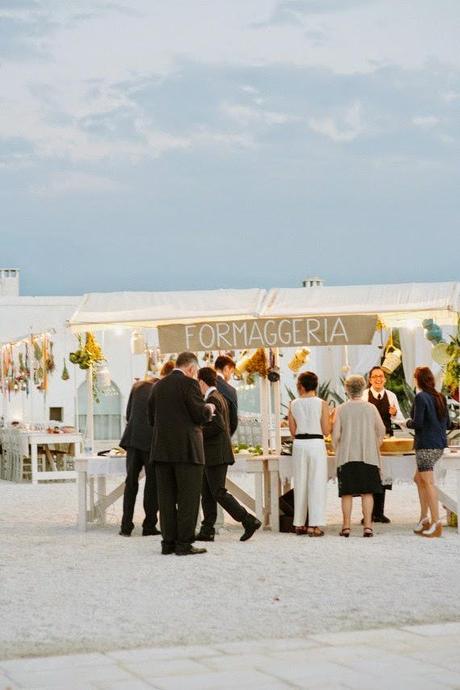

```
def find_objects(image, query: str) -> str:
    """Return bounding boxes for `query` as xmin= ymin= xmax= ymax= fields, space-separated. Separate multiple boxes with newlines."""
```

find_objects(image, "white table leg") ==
xmin=89 ymin=477 xmax=95 ymax=521
xmin=270 ymin=468 xmax=280 ymax=532
xmin=254 ymin=473 xmax=264 ymax=524
xmin=457 ymin=470 xmax=460 ymax=536
xmin=97 ymin=476 xmax=107 ymax=525
xmin=263 ymin=463 xmax=271 ymax=528
xmin=78 ymin=470 xmax=87 ymax=532
xmin=30 ymin=441 xmax=38 ymax=485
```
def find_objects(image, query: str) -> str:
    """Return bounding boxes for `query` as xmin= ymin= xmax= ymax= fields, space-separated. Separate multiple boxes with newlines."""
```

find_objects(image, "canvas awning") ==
xmin=68 ymin=288 xmax=267 ymax=332
xmin=69 ymin=282 xmax=460 ymax=337
xmin=261 ymin=282 xmax=460 ymax=326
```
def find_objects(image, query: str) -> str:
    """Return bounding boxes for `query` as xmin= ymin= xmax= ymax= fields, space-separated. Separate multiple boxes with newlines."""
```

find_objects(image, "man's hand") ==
xmin=206 ymin=403 xmax=216 ymax=415
xmin=389 ymin=405 xmax=397 ymax=416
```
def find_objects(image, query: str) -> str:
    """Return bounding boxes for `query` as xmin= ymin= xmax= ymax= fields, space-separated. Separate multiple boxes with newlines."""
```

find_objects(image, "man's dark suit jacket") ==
xmin=216 ymin=376 xmax=238 ymax=436
xmin=148 ymin=370 xmax=211 ymax=465
xmin=202 ymin=389 xmax=235 ymax=467
xmin=120 ymin=379 xmax=157 ymax=452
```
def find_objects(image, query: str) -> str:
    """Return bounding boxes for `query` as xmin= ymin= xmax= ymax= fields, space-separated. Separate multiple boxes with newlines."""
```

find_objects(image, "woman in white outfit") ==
xmin=288 ymin=371 xmax=332 ymax=536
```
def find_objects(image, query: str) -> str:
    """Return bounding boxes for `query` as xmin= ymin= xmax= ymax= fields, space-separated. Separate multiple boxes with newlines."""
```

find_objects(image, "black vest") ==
xmin=368 ymin=389 xmax=393 ymax=436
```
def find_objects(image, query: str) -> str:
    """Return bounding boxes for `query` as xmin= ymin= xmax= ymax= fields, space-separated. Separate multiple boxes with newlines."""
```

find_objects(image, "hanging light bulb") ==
xmin=131 ymin=330 xmax=146 ymax=355
xmin=95 ymin=362 xmax=111 ymax=389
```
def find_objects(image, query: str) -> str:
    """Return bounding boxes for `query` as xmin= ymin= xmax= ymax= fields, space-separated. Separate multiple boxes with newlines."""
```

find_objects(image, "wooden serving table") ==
xmin=270 ymin=450 xmax=460 ymax=533
xmin=0 ymin=428 xmax=82 ymax=483
xmin=228 ymin=454 xmax=275 ymax=527
xmin=75 ymin=453 xmax=274 ymax=533
xmin=27 ymin=432 xmax=82 ymax=484
xmin=75 ymin=455 xmax=129 ymax=532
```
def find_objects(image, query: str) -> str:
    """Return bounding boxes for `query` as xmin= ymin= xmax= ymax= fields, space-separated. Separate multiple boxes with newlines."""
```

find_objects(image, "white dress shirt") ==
xmin=362 ymin=387 xmax=406 ymax=426
xmin=204 ymin=386 xmax=217 ymax=401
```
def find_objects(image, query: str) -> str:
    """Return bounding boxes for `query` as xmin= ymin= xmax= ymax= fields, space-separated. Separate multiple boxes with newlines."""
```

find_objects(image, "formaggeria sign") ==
xmin=158 ymin=315 xmax=378 ymax=352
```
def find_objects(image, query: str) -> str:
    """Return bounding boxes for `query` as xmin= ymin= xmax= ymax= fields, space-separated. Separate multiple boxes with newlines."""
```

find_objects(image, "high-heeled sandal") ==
xmin=339 ymin=528 xmax=351 ymax=537
xmin=363 ymin=528 xmax=374 ymax=538
xmin=309 ymin=527 xmax=325 ymax=537
xmin=413 ymin=517 xmax=430 ymax=535
xmin=421 ymin=520 xmax=442 ymax=538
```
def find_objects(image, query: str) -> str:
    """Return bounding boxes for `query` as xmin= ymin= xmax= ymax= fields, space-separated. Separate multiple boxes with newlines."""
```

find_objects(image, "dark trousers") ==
xmin=121 ymin=448 xmax=159 ymax=534
xmin=155 ymin=462 xmax=203 ymax=550
xmin=373 ymin=488 xmax=387 ymax=518
xmin=201 ymin=464 xmax=249 ymax=533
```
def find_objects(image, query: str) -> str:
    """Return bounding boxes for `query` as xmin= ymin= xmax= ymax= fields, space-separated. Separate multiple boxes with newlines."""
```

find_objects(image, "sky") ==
xmin=0 ymin=0 xmax=459 ymax=296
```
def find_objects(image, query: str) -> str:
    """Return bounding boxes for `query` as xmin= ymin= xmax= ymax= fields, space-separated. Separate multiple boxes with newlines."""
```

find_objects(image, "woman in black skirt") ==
xmin=332 ymin=375 xmax=386 ymax=537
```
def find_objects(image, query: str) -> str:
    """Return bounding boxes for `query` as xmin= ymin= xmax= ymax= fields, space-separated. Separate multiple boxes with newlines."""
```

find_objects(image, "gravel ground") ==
xmin=1 ymin=476 xmax=459 ymax=661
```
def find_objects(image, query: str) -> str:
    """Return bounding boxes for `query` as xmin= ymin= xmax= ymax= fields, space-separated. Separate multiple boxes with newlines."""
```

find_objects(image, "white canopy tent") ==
xmin=67 ymin=282 xmax=459 ymax=452
xmin=69 ymin=288 xmax=267 ymax=331
xmin=69 ymin=282 xmax=460 ymax=332
xmin=261 ymin=282 xmax=460 ymax=389
xmin=261 ymin=282 xmax=460 ymax=325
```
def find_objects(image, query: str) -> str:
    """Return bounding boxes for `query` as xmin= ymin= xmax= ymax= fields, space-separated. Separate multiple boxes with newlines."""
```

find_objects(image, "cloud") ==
xmin=261 ymin=0 xmax=371 ymax=26
xmin=412 ymin=115 xmax=440 ymax=128
xmin=240 ymin=85 xmax=260 ymax=95
xmin=221 ymin=102 xmax=297 ymax=127
xmin=308 ymin=102 xmax=364 ymax=142
xmin=443 ymin=91 xmax=460 ymax=103
xmin=0 ymin=152 xmax=34 ymax=170
xmin=30 ymin=171 xmax=125 ymax=197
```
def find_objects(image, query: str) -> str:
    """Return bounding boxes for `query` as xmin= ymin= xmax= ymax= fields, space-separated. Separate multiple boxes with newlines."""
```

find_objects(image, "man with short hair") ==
xmin=148 ymin=352 xmax=214 ymax=556
xmin=362 ymin=366 xmax=405 ymax=523
xmin=214 ymin=355 xmax=238 ymax=437
xmin=196 ymin=367 xmax=261 ymax=542
xmin=119 ymin=376 xmax=160 ymax=537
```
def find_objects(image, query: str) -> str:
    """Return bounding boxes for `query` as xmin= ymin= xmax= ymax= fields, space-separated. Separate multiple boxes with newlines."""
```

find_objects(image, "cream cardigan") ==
xmin=332 ymin=400 xmax=386 ymax=468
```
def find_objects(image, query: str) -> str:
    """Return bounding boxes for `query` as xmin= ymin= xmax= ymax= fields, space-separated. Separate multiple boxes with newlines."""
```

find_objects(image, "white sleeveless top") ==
xmin=290 ymin=396 xmax=323 ymax=435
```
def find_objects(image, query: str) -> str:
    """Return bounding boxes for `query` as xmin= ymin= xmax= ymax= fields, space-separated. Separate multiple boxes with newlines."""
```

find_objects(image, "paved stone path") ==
xmin=1 ymin=622 xmax=460 ymax=689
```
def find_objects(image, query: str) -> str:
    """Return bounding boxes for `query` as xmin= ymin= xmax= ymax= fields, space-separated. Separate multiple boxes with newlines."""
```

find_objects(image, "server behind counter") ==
xmin=362 ymin=366 xmax=405 ymax=523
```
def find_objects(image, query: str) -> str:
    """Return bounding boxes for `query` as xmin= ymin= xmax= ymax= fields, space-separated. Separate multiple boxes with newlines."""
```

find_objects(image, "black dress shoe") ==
xmin=175 ymin=546 xmax=207 ymax=556
xmin=374 ymin=515 xmax=391 ymax=524
xmin=195 ymin=531 xmax=215 ymax=542
xmin=240 ymin=517 xmax=262 ymax=542
xmin=161 ymin=544 xmax=175 ymax=555
xmin=142 ymin=527 xmax=162 ymax=536
xmin=119 ymin=530 xmax=132 ymax=537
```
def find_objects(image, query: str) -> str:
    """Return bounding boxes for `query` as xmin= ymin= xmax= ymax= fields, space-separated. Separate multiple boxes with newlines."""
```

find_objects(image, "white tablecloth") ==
xmin=75 ymin=455 xmax=127 ymax=475
xmin=1 ymin=428 xmax=81 ymax=456
xmin=278 ymin=453 xmax=457 ymax=485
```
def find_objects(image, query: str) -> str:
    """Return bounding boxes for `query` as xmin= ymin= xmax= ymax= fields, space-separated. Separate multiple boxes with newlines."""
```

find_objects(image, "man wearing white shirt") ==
xmin=362 ymin=366 xmax=405 ymax=523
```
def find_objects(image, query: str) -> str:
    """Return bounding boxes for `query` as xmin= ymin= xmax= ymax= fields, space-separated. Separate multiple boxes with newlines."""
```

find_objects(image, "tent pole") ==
xmin=260 ymin=358 xmax=270 ymax=454
xmin=86 ymin=365 xmax=94 ymax=453
xmin=42 ymin=336 xmax=47 ymax=424
xmin=0 ymin=347 xmax=5 ymax=423
xmin=273 ymin=348 xmax=282 ymax=454
xmin=29 ymin=330 xmax=34 ymax=424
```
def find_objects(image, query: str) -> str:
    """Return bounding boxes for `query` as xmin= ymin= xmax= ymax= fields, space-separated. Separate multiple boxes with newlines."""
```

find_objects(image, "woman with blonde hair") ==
xmin=408 ymin=366 xmax=450 ymax=538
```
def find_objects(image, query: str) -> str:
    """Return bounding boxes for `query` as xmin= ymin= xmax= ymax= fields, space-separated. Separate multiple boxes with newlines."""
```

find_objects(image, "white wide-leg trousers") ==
xmin=292 ymin=439 xmax=328 ymax=527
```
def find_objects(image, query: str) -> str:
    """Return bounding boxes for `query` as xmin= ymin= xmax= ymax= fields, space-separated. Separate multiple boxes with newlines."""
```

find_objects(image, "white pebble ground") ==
xmin=1 ymin=476 xmax=460 ymax=661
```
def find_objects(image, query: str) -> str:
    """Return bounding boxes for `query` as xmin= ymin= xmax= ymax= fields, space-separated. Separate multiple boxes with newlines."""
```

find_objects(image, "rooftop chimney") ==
xmin=0 ymin=269 xmax=20 ymax=296
xmin=302 ymin=276 xmax=324 ymax=288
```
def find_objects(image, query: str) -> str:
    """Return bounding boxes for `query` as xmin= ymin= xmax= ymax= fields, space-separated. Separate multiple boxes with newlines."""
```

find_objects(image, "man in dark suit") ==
xmin=119 ymin=376 xmax=160 ymax=537
xmin=214 ymin=355 xmax=238 ymax=437
xmin=148 ymin=352 xmax=214 ymax=556
xmin=195 ymin=367 xmax=261 ymax=542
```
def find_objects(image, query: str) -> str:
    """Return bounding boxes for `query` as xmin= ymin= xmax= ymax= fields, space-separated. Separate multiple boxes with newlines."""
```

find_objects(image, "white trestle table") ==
xmin=0 ymin=428 xmax=82 ymax=483
xmin=75 ymin=454 xmax=272 ymax=532
xmin=270 ymin=450 xmax=460 ymax=533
